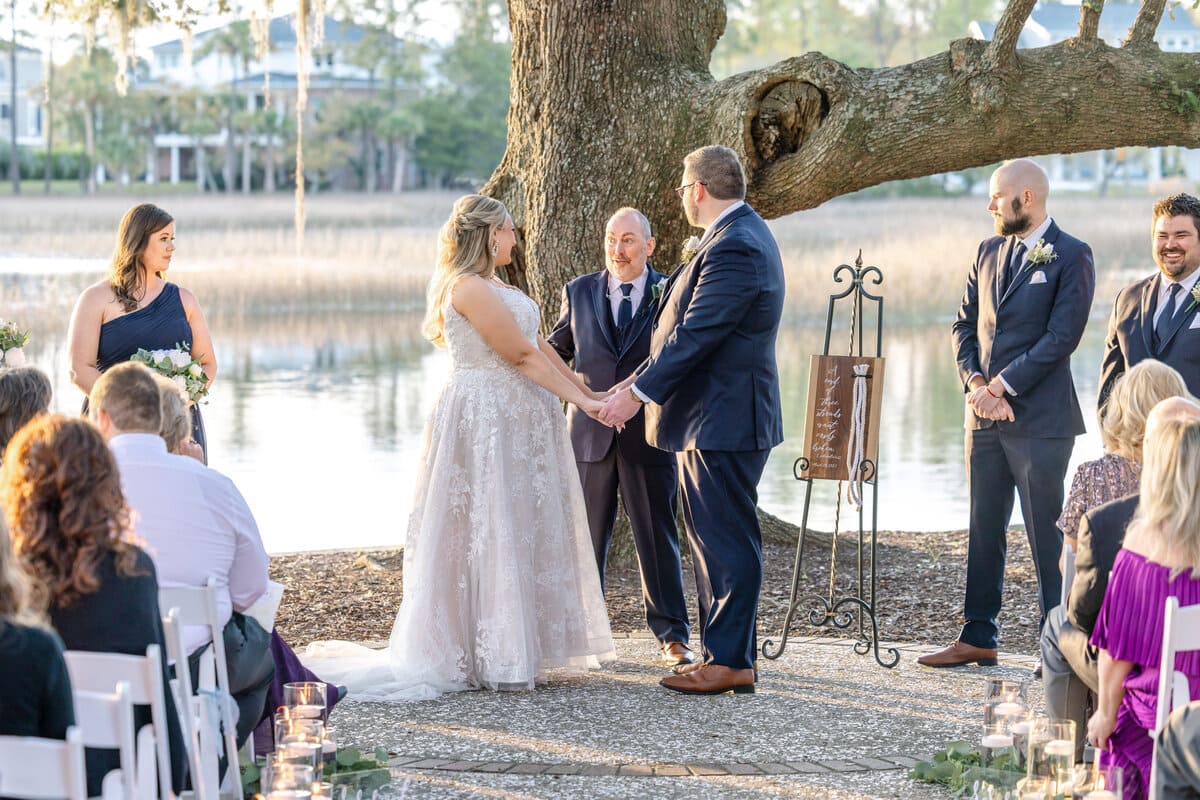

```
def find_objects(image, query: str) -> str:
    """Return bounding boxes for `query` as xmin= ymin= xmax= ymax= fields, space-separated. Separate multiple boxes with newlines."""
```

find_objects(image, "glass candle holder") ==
xmin=1026 ymin=718 xmax=1077 ymax=798
xmin=283 ymin=682 xmax=328 ymax=724
xmin=261 ymin=760 xmax=314 ymax=799
xmin=1071 ymin=763 xmax=1122 ymax=800
xmin=984 ymin=677 xmax=1030 ymax=731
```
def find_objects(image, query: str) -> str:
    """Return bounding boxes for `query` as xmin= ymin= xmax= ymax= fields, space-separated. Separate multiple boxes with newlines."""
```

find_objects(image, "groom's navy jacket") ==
xmin=1098 ymin=271 xmax=1200 ymax=409
xmin=548 ymin=266 xmax=673 ymax=465
xmin=636 ymin=204 xmax=784 ymax=453
xmin=952 ymin=220 xmax=1094 ymax=438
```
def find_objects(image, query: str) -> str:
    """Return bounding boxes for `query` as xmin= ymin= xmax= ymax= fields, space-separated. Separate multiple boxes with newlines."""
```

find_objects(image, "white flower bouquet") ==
xmin=130 ymin=343 xmax=210 ymax=403
xmin=0 ymin=319 xmax=30 ymax=367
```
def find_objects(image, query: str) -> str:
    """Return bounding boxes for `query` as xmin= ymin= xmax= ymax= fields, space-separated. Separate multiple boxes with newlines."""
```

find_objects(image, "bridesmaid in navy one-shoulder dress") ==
xmin=93 ymin=283 xmax=208 ymax=455
xmin=68 ymin=204 xmax=216 ymax=461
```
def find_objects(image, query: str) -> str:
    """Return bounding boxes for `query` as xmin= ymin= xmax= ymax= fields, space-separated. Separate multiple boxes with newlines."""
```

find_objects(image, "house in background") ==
xmin=143 ymin=15 xmax=416 ymax=190
xmin=0 ymin=42 xmax=45 ymax=150
xmin=969 ymin=2 xmax=1200 ymax=189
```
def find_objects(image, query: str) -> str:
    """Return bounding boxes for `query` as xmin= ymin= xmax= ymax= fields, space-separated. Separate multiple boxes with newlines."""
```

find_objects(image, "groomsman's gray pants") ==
xmin=1157 ymin=702 xmax=1200 ymax=799
xmin=1040 ymin=604 xmax=1097 ymax=761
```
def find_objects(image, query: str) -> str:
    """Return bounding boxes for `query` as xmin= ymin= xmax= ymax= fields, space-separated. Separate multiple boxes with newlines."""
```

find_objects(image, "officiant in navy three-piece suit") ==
xmin=548 ymin=208 xmax=691 ymax=659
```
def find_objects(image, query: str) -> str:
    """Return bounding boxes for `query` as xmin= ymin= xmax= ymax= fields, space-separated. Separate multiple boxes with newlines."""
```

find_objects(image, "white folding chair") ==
xmin=64 ymin=646 xmax=174 ymax=800
xmin=158 ymin=578 xmax=244 ymax=800
xmin=161 ymin=610 xmax=217 ymax=800
xmin=1149 ymin=596 xmax=1200 ymax=799
xmin=73 ymin=683 xmax=138 ymax=800
xmin=0 ymin=726 xmax=88 ymax=800
xmin=1060 ymin=541 xmax=1076 ymax=607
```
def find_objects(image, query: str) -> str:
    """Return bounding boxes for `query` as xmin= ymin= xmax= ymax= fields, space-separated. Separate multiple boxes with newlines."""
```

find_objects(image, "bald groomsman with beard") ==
xmin=1099 ymin=193 xmax=1200 ymax=409
xmin=920 ymin=159 xmax=1096 ymax=669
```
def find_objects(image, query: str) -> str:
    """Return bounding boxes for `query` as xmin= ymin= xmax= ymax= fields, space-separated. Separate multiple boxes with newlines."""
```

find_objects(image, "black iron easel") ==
xmin=762 ymin=251 xmax=899 ymax=669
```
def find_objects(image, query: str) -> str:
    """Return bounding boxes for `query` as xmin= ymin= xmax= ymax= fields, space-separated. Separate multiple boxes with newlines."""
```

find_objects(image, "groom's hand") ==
xmin=600 ymin=388 xmax=642 ymax=428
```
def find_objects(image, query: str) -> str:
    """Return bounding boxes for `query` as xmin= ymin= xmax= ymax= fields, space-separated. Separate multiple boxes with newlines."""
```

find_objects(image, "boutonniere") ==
xmin=650 ymin=276 xmax=668 ymax=302
xmin=1024 ymin=239 xmax=1057 ymax=270
xmin=1184 ymin=284 xmax=1200 ymax=315
xmin=680 ymin=235 xmax=702 ymax=264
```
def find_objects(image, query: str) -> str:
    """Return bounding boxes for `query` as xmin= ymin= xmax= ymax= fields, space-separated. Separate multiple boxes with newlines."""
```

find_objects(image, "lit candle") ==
xmin=1011 ymin=721 xmax=1032 ymax=735
xmin=1044 ymin=739 xmax=1073 ymax=757
xmin=994 ymin=701 xmax=1025 ymax=717
xmin=982 ymin=733 xmax=1014 ymax=748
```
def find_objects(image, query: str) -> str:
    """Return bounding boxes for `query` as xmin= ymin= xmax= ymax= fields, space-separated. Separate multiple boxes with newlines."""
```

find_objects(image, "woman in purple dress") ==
xmin=67 ymin=204 xmax=216 ymax=460
xmin=1087 ymin=414 xmax=1200 ymax=799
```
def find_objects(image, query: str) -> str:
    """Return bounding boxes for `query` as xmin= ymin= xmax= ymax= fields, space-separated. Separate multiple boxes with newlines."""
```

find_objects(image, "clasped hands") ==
xmin=580 ymin=376 xmax=642 ymax=430
xmin=968 ymin=378 xmax=1015 ymax=422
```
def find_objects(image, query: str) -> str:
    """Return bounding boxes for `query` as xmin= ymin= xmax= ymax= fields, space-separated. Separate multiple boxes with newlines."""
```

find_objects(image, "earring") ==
xmin=491 ymin=241 xmax=499 ymax=257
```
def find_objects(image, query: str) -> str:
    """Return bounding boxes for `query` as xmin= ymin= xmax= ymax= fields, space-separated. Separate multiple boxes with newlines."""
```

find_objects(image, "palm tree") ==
xmin=58 ymin=44 xmax=116 ymax=193
xmin=196 ymin=21 xmax=255 ymax=192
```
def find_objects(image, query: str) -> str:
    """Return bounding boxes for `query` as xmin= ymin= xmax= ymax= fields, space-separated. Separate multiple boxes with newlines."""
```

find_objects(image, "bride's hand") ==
xmin=588 ymin=387 xmax=614 ymax=402
xmin=582 ymin=398 xmax=619 ymax=429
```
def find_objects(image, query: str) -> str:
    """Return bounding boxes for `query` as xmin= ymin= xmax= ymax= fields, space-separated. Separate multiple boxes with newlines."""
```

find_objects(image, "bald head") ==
xmin=605 ymin=207 xmax=656 ymax=282
xmin=1144 ymin=395 xmax=1200 ymax=455
xmin=988 ymin=159 xmax=1050 ymax=237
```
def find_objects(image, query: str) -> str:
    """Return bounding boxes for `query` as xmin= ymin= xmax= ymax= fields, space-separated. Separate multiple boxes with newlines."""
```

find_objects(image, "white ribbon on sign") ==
xmin=846 ymin=363 xmax=870 ymax=509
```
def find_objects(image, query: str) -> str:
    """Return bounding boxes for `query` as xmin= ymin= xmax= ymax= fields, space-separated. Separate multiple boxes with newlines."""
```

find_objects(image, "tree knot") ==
xmin=751 ymin=80 xmax=829 ymax=163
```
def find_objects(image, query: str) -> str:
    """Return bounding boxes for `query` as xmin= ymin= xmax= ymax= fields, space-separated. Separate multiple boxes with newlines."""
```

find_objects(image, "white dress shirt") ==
xmin=1153 ymin=266 xmax=1200 ymax=327
xmin=607 ymin=266 xmax=648 ymax=324
xmin=109 ymin=433 xmax=269 ymax=654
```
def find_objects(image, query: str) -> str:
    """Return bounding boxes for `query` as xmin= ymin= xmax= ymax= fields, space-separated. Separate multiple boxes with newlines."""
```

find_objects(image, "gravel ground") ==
xmin=272 ymin=527 xmax=1044 ymax=656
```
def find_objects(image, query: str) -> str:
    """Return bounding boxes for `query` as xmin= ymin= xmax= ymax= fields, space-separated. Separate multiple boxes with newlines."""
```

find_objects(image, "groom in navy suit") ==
xmin=601 ymin=145 xmax=784 ymax=695
xmin=920 ymin=159 xmax=1095 ymax=669
xmin=1098 ymin=193 xmax=1200 ymax=408
xmin=548 ymin=207 xmax=693 ymax=666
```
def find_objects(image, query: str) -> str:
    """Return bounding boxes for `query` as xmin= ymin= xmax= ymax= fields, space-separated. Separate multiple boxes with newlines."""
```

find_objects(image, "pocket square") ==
xmin=1029 ymin=270 xmax=1047 ymax=285
xmin=1189 ymin=314 xmax=1200 ymax=330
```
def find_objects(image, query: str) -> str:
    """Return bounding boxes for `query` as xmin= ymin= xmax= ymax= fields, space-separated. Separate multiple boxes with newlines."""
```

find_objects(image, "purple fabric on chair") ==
xmin=1091 ymin=549 xmax=1200 ymax=800
xmin=251 ymin=629 xmax=341 ymax=755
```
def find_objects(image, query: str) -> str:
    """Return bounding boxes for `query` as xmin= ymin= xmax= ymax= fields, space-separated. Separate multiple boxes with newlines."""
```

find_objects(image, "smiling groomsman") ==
xmin=920 ymin=159 xmax=1095 ymax=669
xmin=548 ymin=207 xmax=693 ymax=668
xmin=1099 ymin=193 xmax=1200 ymax=408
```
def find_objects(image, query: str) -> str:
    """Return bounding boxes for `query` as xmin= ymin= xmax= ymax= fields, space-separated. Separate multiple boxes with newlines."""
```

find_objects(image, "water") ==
xmin=2 ymin=262 xmax=1110 ymax=554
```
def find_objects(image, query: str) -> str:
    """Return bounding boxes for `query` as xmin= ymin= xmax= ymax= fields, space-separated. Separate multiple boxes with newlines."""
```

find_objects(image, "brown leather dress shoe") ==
xmin=661 ymin=641 xmax=695 ymax=666
xmin=916 ymin=640 xmax=998 ymax=668
xmin=672 ymin=660 xmax=759 ymax=680
xmin=660 ymin=664 xmax=755 ymax=695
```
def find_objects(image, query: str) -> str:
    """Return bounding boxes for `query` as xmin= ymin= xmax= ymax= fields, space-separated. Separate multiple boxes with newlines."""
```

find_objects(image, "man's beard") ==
xmin=1156 ymin=249 xmax=1195 ymax=278
xmin=995 ymin=198 xmax=1031 ymax=236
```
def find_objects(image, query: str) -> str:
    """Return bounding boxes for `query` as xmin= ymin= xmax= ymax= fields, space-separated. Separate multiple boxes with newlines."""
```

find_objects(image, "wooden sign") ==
xmin=799 ymin=354 xmax=885 ymax=482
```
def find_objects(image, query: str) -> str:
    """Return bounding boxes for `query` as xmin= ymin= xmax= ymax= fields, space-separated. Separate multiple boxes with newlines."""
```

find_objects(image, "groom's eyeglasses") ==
xmin=674 ymin=181 xmax=706 ymax=198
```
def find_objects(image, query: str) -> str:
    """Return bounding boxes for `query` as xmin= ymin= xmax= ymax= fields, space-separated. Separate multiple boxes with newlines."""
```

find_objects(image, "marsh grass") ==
xmin=0 ymin=191 xmax=1169 ymax=324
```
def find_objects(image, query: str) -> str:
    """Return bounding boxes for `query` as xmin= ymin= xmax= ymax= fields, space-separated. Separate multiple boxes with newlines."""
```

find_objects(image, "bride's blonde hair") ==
xmin=422 ymin=194 xmax=511 ymax=348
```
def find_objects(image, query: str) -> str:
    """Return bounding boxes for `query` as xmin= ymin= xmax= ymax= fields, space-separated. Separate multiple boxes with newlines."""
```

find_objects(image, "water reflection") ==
xmin=7 ymin=274 xmax=1112 ymax=552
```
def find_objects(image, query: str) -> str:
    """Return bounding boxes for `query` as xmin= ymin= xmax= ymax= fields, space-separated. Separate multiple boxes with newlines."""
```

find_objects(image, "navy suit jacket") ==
xmin=636 ymin=204 xmax=785 ymax=453
xmin=1098 ymin=272 xmax=1200 ymax=408
xmin=548 ymin=266 xmax=673 ymax=465
xmin=952 ymin=221 xmax=1095 ymax=438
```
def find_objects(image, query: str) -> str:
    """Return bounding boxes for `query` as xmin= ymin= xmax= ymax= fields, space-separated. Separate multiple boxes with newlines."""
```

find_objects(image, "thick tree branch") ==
xmin=986 ymin=0 xmax=1037 ymax=67
xmin=1125 ymin=0 xmax=1166 ymax=48
xmin=1078 ymin=0 xmax=1104 ymax=43
xmin=706 ymin=40 xmax=1200 ymax=219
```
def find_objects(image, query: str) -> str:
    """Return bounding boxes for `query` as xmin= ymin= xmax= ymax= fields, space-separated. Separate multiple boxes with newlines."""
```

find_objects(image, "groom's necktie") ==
xmin=1155 ymin=282 xmax=1183 ymax=348
xmin=616 ymin=283 xmax=634 ymax=329
xmin=1003 ymin=239 xmax=1026 ymax=295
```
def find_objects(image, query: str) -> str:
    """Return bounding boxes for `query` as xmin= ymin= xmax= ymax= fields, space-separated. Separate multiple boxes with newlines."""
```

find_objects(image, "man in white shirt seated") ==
xmin=89 ymin=361 xmax=274 ymax=747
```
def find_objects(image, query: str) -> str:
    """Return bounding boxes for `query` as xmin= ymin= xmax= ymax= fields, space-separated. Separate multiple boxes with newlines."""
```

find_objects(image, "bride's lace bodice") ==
xmin=444 ymin=284 xmax=539 ymax=371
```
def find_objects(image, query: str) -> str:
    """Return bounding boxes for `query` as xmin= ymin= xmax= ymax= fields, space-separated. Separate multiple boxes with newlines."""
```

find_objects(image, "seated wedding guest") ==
xmin=89 ymin=362 xmax=273 ymax=747
xmin=0 ymin=365 xmax=52 ymax=460
xmin=1087 ymin=415 xmax=1200 ymax=800
xmin=1 ymin=415 xmax=186 ymax=794
xmin=0 ymin=516 xmax=74 ymax=741
xmin=1057 ymin=360 xmax=1187 ymax=549
xmin=1156 ymin=701 xmax=1200 ymax=799
xmin=154 ymin=373 xmax=341 ymax=753
xmin=1043 ymin=395 xmax=1200 ymax=760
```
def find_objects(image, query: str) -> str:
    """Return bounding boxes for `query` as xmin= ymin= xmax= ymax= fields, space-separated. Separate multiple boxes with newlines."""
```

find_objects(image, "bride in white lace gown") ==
xmin=304 ymin=195 xmax=615 ymax=700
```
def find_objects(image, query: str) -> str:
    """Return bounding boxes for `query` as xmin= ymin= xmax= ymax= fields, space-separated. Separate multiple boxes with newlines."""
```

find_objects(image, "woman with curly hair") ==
xmin=66 ymin=203 xmax=215 ymax=460
xmin=0 ymin=514 xmax=75 ymax=741
xmin=1 ymin=415 xmax=185 ymax=794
